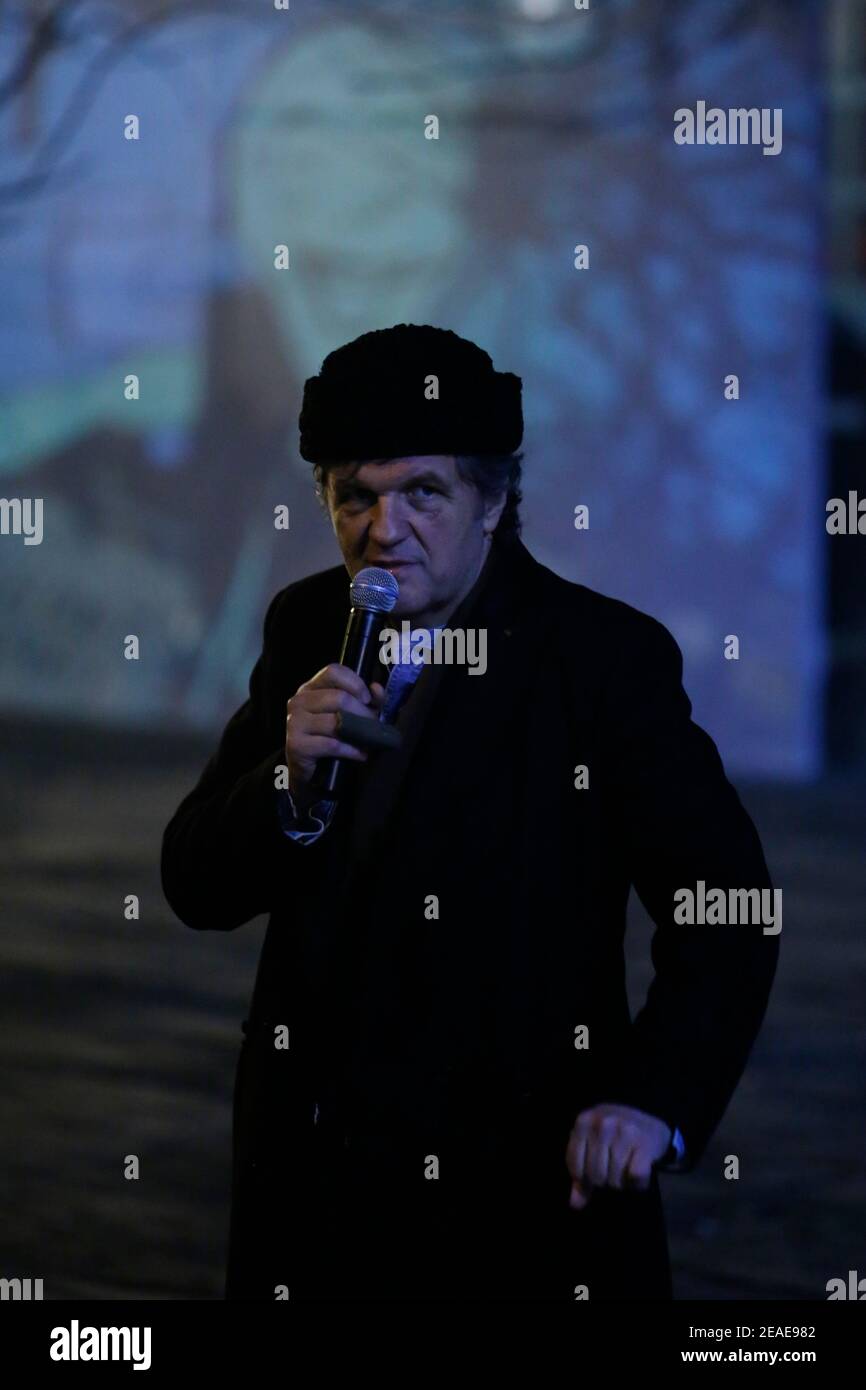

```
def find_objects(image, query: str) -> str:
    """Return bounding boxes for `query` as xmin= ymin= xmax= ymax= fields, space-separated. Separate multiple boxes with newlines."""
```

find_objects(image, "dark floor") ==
xmin=0 ymin=719 xmax=863 ymax=1300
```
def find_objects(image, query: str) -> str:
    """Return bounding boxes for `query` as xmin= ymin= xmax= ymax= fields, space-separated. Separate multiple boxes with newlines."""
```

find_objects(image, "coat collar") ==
xmin=367 ymin=532 xmax=547 ymax=669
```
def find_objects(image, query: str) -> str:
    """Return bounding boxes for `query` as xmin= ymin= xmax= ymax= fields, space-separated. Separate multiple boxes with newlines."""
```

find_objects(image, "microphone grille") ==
xmin=350 ymin=566 xmax=400 ymax=613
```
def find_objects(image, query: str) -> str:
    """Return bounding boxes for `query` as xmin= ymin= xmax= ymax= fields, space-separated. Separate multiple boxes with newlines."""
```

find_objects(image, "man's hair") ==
xmin=313 ymin=450 xmax=524 ymax=540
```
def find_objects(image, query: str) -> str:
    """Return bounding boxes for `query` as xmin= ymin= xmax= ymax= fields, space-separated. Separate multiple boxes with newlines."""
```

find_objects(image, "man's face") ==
xmin=325 ymin=455 xmax=505 ymax=627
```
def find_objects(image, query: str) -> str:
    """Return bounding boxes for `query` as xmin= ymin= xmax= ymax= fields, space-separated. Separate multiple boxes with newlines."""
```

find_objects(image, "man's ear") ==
xmin=481 ymin=489 xmax=508 ymax=538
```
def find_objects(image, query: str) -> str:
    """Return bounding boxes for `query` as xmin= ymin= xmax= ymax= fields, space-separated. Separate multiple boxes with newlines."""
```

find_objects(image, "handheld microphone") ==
xmin=311 ymin=565 xmax=400 ymax=801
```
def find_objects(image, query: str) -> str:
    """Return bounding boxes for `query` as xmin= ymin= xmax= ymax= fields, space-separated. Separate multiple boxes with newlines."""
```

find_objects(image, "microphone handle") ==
xmin=310 ymin=606 xmax=385 ymax=800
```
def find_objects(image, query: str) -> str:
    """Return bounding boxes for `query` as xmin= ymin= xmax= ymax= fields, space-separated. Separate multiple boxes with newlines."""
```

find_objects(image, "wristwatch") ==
xmin=657 ymin=1125 xmax=687 ymax=1170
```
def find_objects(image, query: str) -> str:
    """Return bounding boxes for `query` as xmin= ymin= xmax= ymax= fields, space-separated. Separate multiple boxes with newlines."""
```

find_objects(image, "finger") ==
xmin=305 ymin=664 xmax=373 ymax=702
xmin=568 ymin=1178 xmax=591 ymax=1211
xmin=369 ymin=681 xmax=386 ymax=709
xmin=586 ymin=1133 xmax=610 ymax=1188
xmin=290 ymin=711 xmax=342 ymax=738
xmin=295 ymin=735 xmax=368 ymax=762
xmin=624 ymin=1146 xmax=654 ymax=1191
xmin=299 ymin=690 xmax=377 ymax=720
xmin=289 ymin=711 xmax=367 ymax=749
xmin=606 ymin=1134 xmax=637 ymax=1189
xmin=565 ymin=1127 xmax=587 ymax=1186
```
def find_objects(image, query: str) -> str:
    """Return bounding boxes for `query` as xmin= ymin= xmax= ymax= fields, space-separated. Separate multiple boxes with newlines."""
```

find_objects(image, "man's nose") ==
xmin=367 ymin=496 xmax=405 ymax=546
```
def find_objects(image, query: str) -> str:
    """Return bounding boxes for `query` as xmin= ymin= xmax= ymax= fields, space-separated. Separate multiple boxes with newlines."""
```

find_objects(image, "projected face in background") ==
xmin=325 ymin=455 xmax=506 ymax=629
xmin=229 ymin=23 xmax=472 ymax=411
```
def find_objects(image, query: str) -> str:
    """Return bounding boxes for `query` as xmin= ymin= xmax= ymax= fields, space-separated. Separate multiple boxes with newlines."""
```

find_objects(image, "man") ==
xmin=161 ymin=323 xmax=779 ymax=1302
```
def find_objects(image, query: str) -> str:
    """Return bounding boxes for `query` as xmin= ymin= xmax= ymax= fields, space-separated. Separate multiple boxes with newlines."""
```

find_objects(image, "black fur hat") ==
xmin=298 ymin=323 xmax=523 ymax=462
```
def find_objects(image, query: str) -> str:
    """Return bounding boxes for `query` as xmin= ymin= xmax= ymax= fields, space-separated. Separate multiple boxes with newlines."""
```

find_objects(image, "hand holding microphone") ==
xmin=284 ymin=665 xmax=386 ymax=803
xmin=284 ymin=566 xmax=400 ymax=807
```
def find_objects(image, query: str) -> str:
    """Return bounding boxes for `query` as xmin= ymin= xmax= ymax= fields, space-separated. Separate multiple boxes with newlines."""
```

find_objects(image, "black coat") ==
xmin=161 ymin=534 xmax=779 ymax=1301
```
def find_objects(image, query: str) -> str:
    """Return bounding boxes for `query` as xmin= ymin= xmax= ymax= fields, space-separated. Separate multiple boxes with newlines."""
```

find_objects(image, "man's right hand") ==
xmin=284 ymin=663 xmax=386 ymax=802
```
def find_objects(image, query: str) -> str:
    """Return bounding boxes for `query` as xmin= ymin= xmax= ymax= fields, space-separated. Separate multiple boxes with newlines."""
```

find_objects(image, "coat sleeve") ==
xmin=160 ymin=587 xmax=321 ymax=931
xmin=600 ymin=610 xmax=780 ymax=1170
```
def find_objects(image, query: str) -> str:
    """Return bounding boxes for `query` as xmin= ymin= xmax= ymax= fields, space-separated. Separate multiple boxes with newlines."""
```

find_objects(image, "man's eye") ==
xmin=411 ymin=485 xmax=439 ymax=499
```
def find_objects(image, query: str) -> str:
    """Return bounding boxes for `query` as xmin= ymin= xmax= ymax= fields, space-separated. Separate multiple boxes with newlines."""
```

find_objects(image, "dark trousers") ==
xmin=228 ymin=1114 xmax=673 ymax=1302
